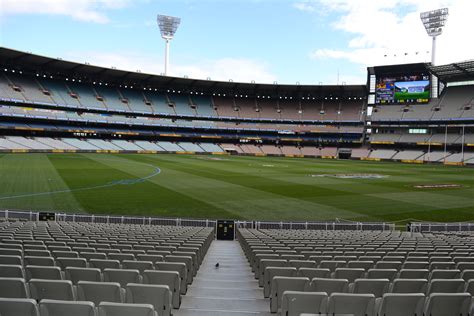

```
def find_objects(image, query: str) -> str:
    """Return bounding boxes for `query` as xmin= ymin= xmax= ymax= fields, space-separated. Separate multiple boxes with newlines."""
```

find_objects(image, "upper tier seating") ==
xmin=0 ymin=73 xmax=367 ymax=121
xmin=168 ymin=95 xmax=196 ymax=116
xmin=372 ymin=85 xmax=474 ymax=122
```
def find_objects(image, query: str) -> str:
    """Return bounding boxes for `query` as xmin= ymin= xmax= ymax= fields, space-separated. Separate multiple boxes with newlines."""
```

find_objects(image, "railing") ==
xmin=246 ymin=221 xmax=395 ymax=231
xmin=0 ymin=209 xmax=395 ymax=231
xmin=410 ymin=222 xmax=474 ymax=233
xmin=0 ymin=210 xmax=216 ymax=228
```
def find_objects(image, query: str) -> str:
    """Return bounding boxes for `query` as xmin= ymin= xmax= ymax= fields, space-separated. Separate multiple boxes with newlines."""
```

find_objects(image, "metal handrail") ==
xmin=0 ymin=209 xmax=396 ymax=231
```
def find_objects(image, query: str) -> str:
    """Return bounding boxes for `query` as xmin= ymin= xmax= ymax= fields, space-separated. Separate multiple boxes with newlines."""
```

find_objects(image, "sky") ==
xmin=0 ymin=0 xmax=472 ymax=85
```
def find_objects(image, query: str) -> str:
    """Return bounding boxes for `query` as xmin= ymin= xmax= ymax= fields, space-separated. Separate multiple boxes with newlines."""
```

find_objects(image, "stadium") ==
xmin=0 ymin=2 xmax=474 ymax=316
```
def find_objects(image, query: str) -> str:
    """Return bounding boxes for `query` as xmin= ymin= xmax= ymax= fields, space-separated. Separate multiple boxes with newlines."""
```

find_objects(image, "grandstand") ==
xmin=0 ymin=48 xmax=367 ymax=161
xmin=0 ymin=48 xmax=473 ymax=165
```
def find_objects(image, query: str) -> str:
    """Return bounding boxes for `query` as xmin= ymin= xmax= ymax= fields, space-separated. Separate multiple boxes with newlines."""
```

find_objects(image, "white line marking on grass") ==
xmin=0 ymin=166 xmax=161 ymax=201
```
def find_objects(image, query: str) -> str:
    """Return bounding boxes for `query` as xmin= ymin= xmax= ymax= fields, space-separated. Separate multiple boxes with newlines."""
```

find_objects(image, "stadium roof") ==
xmin=0 ymin=47 xmax=366 ymax=98
xmin=428 ymin=60 xmax=474 ymax=82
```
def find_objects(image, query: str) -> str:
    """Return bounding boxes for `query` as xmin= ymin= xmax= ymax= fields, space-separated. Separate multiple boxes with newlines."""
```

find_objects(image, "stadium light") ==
xmin=157 ymin=14 xmax=181 ymax=76
xmin=420 ymin=8 xmax=449 ymax=66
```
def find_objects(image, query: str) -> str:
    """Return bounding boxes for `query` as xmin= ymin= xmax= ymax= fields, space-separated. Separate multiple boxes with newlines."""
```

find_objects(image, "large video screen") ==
xmin=375 ymin=73 xmax=430 ymax=104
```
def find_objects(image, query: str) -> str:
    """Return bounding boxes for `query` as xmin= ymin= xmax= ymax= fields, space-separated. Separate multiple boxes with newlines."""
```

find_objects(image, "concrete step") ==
xmin=174 ymin=240 xmax=271 ymax=316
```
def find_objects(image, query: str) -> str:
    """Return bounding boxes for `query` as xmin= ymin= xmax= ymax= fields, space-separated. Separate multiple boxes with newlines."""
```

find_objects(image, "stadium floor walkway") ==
xmin=174 ymin=240 xmax=271 ymax=316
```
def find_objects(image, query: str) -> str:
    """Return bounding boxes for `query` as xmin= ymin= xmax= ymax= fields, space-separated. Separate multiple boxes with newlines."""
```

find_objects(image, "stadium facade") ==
xmin=0 ymin=47 xmax=473 ymax=165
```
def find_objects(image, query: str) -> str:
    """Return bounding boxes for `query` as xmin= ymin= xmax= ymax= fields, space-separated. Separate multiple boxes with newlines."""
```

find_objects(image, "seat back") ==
xmin=0 ymin=298 xmax=39 ymax=316
xmin=429 ymin=269 xmax=461 ymax=281
xmin=424 ymin=293 xmax=470 ymax=316
xmin=89 ymin=259 xmax=121 ymax=271
xmin=155 ymin=262 xmax=187 ymax=294
xmin=281 ymin=291 xmax=327 ymax=316
xmin=347 ymin=260 xmax=374 ymax=271
xmin=461 ymin=269 xmax=474 ymax=282
xmin=39 ymin=299 xmax=96 ymax=316
xmin=297 ymin=268 xmax=330 ymax=279
xmin=56 ymin=258 xmax=87 ymax=269
xmin=367 ymin=268 xmax=397 ymax=281
xmin=24 ymin=256 xmax=55 ymax=267
xmin=307 ymin=277 xmax=349 ymax=295
xmin=103 ymin=269 xmax=142 ymax=288
xmin=0 ymin=264 xmax=24 ymax=278
xmin=390 ymin=278 xmax=428 ymax=294
xmin=26 ymin=266 xmax=62 ymax=281
xmin=0 ymin=277 xmax=29 ymax=298
xmin=52 ymin=251 xmax=79 ymax=258
xmin=334 ymin=268 xmax=365 ymax=283
xmin=375 ymin=261 xmax=402 ymax=270
xmin=263 ymin=267 xmax=297 ymax=298
xmin=126 ymin=283 xmax=172 ymax=316
xmin=164 ymin=256 xmax=193 ymax=284
xmin=352 ymin=278 xmax=389 ymax=298
xmin=108 ymin=253 xmax=135 ymax=262
xmin=142 ymin=270 xmax=180 ymax=309
xmin=122 ymin=260 xmax=154 ymax=273
xmin=258 ymin=259 xmax=288 ymax=286
xmin=403 ymin=261 xmax=429 ymax=269
xmin=65 ymin=267 xmax=102 ymax=284
xmin=398 ymin=269 xmax=429 ymax=279
xmin=288 ymin=260 xmax=315 ymax=269
xmin=464 ymin=279 xmax=474 ymax=295
xmin=98 ymin=302 xmax=156 ymax=316
xmin=0 ymin=255 xmax=22 ymax=265
xmin=427 ymin=279 xmax=465 ymax=294
xmin=378 ymin=293 xmax=425 ymax=316
xmin=270 ymin=277 xmax=309 ymax=313
xmin=429 ymin=261 xmax=456 ymax=270
xmin=136 ymin=255 xmax=163 ymax=263
xmin=327 ymin=293 xmax=375 ymax=316
xmin=456 ymin=262 xmax=474 ymax=271
xmin=77 ymin=281 xmax=124 ymax=305
xmin=319 ymin=260 xmax=346 ymax=272
xmin=29 ymin=279 xmax=76 ymax=301
xmin=80 ymin=252 xmax=107 ymax=261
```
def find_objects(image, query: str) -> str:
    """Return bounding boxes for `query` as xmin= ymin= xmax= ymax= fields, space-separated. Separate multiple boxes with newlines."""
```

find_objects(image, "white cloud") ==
xmin=298 ymin=0 xmax=474 ymax=67
xmin=64 ymin=51 xmax=278 ymax=83
xmin=293 ymin=2 xmax=316 ymax=13
xmin=0 ymin=0 xmax=132 ymax=23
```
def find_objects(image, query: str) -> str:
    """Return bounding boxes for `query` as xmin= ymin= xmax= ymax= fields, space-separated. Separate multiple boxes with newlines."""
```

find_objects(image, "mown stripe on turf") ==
xmin=79 ymin=154 xmax=241 ymax=219
xmin=0 ymin=154 xmax=84 ymax=212
xmin=135 ymin=154 xmax=474 ymax=222
xmin=123 ymin=154 xmax=364 ymax=221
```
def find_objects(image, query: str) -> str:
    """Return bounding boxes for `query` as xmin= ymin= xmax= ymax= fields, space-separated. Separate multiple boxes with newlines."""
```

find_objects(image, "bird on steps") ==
xmin=215 ymin=263 xmax=219 ymax=268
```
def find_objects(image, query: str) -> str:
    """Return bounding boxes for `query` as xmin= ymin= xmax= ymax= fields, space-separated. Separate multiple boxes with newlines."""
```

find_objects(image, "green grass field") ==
xmin=0 ymin=153 xmax=473 ymax=223
xmin=394 ymin=91 xmax=430 ymax=101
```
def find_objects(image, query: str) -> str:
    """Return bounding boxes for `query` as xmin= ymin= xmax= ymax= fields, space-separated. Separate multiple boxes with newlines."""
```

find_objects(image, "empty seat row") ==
xmin=263 ymin=266 xmax=474 ymax=297
xmin=263 ymin=266 xmax=474 ymax=291
xmin=0 ymin=298 xmax=160 ymax=316
xmin=0 ymin=246 xmax=204 ymax=265
xmin=0 ymin=279 xmax=171 ymax=315
xmin=253 ymin=256 xmax=472 ymax=275
xmin=0 ymin=267 xmax=181 ymax=308
xmin=280 ymin=292 xmax=471 ymax=316
xmin=0 ymin=255 xmax=194 ymax=285
xmin=269 ymin=276 xmax=474 ymax=311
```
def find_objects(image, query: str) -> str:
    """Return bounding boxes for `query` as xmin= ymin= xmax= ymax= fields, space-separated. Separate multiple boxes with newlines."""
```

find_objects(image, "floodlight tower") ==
xmin=420 ymin=8 xmax=449 ymax=66
xmin=157 ymin=14 xmax=181 ymax=76
xmin=420 ymin=8 xmax=448 ymax=99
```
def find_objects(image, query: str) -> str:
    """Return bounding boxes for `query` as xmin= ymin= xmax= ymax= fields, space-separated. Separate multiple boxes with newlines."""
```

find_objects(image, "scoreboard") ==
xmin=376 ymin=73 xmax=430 ymax=104
xmin=368 ymin=63 xmax=432 ymax=105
